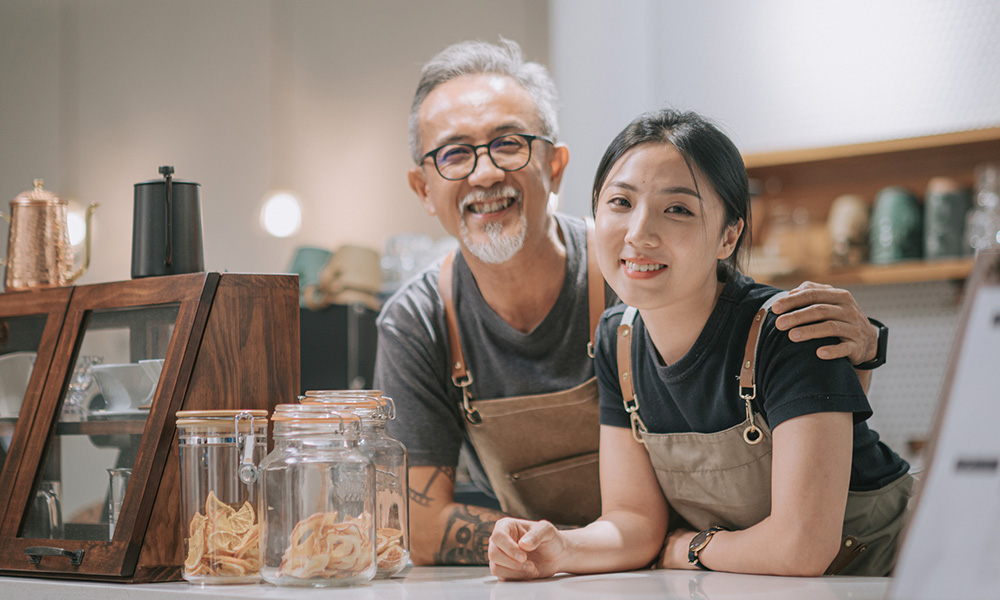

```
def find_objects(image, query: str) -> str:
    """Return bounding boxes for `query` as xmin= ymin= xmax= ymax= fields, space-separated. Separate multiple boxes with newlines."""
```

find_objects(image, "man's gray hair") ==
xmin=408 ymin=38 xmax=560 ymax=163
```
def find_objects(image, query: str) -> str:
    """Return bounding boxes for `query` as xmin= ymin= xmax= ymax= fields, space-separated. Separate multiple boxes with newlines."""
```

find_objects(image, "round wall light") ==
xmin=260 ymin=190 xmax=302 ymax=238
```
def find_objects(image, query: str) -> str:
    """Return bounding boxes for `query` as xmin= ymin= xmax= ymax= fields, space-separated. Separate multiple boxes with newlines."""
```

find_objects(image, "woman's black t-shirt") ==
xmin=595 ymin=267 xmax=909 ymax=491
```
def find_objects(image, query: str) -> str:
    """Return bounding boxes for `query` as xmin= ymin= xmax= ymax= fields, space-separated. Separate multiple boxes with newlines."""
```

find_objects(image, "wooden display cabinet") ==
xmin=744 ymin=127 xmax=1000 ymax=287
xmin=0 ymin=273 xmax=298 ymax=582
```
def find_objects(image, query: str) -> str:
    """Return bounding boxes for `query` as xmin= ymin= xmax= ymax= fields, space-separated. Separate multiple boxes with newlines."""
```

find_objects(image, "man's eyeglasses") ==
xmin=420 ymin=134 xmax=553 ymax=181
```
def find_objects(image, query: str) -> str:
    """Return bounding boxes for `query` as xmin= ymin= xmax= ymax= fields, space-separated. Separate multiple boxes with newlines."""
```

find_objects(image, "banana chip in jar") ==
xmin=184 ymin=491 xmax=260 ymax=579
xmin=276 ymin=511 xmax=375 ymax=580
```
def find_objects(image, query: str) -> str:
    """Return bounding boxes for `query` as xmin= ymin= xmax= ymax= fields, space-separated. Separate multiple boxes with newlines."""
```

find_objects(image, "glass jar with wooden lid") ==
xmin=260 ymin=404 xmax=375 ymax=586
xmin=299 ymin=390 xmax=409 ymax=577
xmin=175 ymin=409 xmax=268 ymax=584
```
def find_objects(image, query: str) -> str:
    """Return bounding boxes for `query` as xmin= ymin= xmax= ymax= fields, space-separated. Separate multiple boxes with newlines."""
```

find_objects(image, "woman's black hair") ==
xmin=591 ymin=109 xmax=751 ymax=272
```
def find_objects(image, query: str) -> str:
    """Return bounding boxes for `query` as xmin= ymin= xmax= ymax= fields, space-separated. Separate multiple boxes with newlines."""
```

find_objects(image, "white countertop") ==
xmin=0 ymin=566 xmax=892 ymax=600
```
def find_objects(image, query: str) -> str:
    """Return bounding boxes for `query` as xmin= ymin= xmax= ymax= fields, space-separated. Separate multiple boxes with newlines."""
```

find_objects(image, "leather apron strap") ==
xmin=439 ymin=221 xmax=605 ymax=422
xmin=434 ymin=222 xmax=606 ymax=525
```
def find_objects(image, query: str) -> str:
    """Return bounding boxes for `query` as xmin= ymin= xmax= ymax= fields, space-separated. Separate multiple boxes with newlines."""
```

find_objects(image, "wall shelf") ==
xmin=744 ymin=127 xmax=1000 ymax=286
xmin=755 ymin=257 xmax=975 ymax=288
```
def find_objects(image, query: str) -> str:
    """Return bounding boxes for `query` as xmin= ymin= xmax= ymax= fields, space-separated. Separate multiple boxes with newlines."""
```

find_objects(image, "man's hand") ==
xmin=771 ymin=281 xmax=878 ymax=366
xmin=489 ymin=518 xmax=566 ymax=580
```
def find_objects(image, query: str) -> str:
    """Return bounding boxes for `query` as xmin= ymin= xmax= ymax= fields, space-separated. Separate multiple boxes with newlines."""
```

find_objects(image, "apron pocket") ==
xmin=505 ymin=452 xmax=601 ymax=526
xmin=838 ymin=472 xmax=915 ymax=576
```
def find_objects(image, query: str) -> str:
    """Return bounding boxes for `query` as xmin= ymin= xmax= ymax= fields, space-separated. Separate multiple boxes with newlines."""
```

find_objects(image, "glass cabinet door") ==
xmin=0 ymin=316 xmax=47 ymax=472
xmin=20 ymin=304 xmax=179 ymax=542
xmin=0 ymin=287 xmax=72 ymax=523
xmin=0 ymin=273 xmax=214 ymax=577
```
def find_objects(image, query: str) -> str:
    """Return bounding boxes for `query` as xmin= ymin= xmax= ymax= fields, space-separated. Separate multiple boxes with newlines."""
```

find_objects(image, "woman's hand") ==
xmin=488 ymin=518 xmax=566 ymax=580
xmin=657 ymin=528 xmax=698 ymax=570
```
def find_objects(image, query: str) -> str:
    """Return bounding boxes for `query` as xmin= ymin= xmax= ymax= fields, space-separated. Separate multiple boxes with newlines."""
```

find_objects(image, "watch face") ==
xmin=690 ymin=530 xmax=712 ymax=552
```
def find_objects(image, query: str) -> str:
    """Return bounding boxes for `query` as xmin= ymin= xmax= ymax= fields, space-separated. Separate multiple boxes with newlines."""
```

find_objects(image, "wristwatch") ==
xmin=688 ymin=526 xmax=726 ymax=571
xmin=853 ymin=318 xmax=888 ymax=370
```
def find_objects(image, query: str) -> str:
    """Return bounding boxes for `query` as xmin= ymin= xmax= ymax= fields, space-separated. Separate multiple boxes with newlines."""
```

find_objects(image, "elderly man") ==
xmin=374 ymin=39 xmax=885 ymax=566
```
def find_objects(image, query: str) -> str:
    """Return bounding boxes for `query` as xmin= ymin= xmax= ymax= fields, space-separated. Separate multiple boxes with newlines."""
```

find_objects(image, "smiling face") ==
xmin=407 ymin=74 xmax=568 ymax=265
xmin=594 ymin=142 xmax=743 ymax=311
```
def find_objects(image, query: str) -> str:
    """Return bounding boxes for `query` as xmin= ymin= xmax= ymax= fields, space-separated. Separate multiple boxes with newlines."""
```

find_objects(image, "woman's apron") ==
xmin=615 ymin=294 xmax=915 ymax=576
xmin=437 ymin=221 xmax=605 ymax=526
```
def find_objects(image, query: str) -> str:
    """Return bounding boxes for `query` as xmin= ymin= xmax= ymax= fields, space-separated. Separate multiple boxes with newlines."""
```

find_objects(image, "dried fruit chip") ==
xmin=184 ymin=491 xmax=259 ymax=579
xmin=185 ymin=522 xmax=205 ymax=572
xmin=377 ymin=543 xmax=407 ymax=572
xmin=277 ymin=511 xmax=374 ymax=580
xmin=205 ymin=490 xmax=236 ymax=522
xmin=230 ymin=501 xmax=255 ymax=535
xmin=233 ymin=525 xmax=260 ymax=558
xmin=207 ymin=529 xmax=242 ymax=554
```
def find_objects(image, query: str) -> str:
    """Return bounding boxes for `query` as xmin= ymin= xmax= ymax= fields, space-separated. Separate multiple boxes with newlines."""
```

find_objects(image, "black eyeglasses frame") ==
xmin=419 ymin=134 xmax=554 ymax=181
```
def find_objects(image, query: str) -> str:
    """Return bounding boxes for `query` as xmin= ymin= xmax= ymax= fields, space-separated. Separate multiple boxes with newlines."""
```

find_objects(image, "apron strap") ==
xmin=738 ymin=291 xmax=788 ymax=397
xmin=616 ymin=306 xmax=647 ymax=443
xmin=439 ymin=250 xmax=479 ymax=423
xmin=438 ymin=220 xmax=604 ymax=423
xmin=616 ymin=290 xmax=788 ymax=446
xmin=738 ymin=291 xmax=788 ymax=444
xmin=439 ymin=250 xmax=470 ymax=388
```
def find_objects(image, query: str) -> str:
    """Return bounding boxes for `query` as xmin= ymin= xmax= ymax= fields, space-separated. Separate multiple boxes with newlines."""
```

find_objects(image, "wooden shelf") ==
xmin=743 ymin=127 xmax=999 ymax=287
xmin=55 ymin=417 xmax=147 ymax=436
xmin=752 ymin=257 xmax=975 ymax=288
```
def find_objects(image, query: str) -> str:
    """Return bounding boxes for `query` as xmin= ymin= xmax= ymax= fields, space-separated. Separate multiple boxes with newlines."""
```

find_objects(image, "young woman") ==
xmin=487 ymin=109 xmax=913 ymax=578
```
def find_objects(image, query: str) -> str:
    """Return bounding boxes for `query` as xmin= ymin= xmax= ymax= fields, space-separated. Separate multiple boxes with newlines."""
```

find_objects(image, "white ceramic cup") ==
xmin=138 ymin=359 xmax=165 ymax=405
xmin=92 ymin=363 xmax=155 ymax=412
xmin=0 ymin=351 xmax=37 ymax=418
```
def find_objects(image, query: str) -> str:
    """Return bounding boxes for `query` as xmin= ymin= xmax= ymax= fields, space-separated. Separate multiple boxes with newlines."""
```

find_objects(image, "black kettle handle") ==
xmin=159 ymin=166 xmax=173 ymax=268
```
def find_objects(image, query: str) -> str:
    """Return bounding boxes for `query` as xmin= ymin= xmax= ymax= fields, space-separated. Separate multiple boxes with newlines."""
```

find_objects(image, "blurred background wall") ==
xmin=0 ymin=0 xmax=548 ymax=281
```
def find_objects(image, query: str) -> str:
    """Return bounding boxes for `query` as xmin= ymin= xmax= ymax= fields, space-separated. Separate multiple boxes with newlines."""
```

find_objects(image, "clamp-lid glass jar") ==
xmin=260 ymin=404 xmax=376 ymax=586
xmin=299 ymin=391 xmax=409 ymax=576
xmin=176 ymin=410 xmax=268 ymax=584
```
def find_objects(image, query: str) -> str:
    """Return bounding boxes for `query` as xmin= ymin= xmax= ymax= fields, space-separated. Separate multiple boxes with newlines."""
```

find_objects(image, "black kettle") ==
xmin=131 ymin=166 xmax=204 ymax=278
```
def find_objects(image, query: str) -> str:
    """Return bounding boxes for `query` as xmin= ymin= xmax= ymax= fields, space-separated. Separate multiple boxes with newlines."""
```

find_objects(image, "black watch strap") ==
xmin=854 ymin=318 xmax=888 ymax=370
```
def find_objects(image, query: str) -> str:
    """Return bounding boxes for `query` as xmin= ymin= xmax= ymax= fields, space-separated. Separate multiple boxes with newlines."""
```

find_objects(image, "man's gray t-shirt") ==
xmin=374 ymin=213 xmax=599 ymax=494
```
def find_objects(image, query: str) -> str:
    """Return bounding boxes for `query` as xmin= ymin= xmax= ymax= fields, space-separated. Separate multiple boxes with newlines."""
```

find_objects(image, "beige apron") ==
xmin=616 ymin=295 xmax=914 ymax=576
xmin=438 ymin=221 xmax=605 ymax=526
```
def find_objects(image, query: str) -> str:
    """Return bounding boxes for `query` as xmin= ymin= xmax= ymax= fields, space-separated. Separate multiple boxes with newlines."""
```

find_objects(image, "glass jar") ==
xmin=300 ymin=391 xmax=409 ymax=577
xmin=176 ymin=410 xmax=268 ymax=584
xmin=260 ymin=404 xmax=376 ymax=586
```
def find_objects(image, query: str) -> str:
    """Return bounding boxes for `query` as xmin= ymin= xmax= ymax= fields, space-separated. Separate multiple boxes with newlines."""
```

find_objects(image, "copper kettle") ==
xmin=1 ymin=180 xmax=98 ymax=292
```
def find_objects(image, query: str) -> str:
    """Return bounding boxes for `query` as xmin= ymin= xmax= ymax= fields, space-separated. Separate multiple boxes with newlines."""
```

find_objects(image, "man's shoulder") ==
xmin=553 ymin=212 xmax=588 ymax=248
xmin=377 ymin=262 xmax=444 ymax=331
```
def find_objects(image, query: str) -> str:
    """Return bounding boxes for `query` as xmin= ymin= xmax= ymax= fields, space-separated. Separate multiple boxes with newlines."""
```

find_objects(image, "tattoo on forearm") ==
xmin=435 ymin=504 xmax=505 ymax=565
xmin=408 ymin=466 xmax=456 ymax=508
